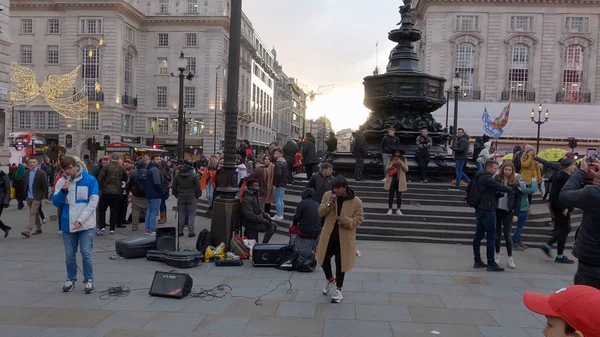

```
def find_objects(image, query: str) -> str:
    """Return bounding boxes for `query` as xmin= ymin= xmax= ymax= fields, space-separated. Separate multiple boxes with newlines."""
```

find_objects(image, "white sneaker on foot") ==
xmin=331 ymin=289 xmax=343 ymax=303
xmin=396 ymin=209 xmax=403 ymax=216
xmin=62 ymin=280 xmax=75 ymax=292
xmin=84 ymin=280 xmax=94 ymax=294
xmin=507 ymin=257 xmax=516 ymax=269
xmin=386 ymin=209 xmax=393 ymax=216
xmin=495 ymin=254 xmax=501 ymax=265
xmin=322 ymin=279 xmax=335 ymax=295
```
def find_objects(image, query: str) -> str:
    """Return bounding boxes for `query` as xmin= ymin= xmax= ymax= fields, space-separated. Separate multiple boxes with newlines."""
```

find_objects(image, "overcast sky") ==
xmin=243 ymin=0 xmax=403 ymax=131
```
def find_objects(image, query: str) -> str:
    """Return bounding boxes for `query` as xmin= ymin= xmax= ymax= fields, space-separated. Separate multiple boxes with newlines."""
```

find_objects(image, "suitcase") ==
xmin=251 ymin=244 xmax=288 ymax=267
xmin=146 ymin=250 xmax=204 ymax=268
xmin=115 ymin=236 xmax=156 ymax=259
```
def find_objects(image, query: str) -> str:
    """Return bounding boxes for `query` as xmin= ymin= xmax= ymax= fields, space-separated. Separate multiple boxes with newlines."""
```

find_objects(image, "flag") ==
xmin=490 ymin=101 xmax=511 ymax=129
xmin=482 ymin=107 xmax=503 ymax=138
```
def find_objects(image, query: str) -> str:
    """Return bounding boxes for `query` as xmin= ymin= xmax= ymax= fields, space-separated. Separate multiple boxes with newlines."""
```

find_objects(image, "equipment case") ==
xmin=115 ymin=236 xmax=156 ymax=259
xmin=251 ymin=244 xmax=288 ymax=267
xmin=146 ymin=250 xmax=204 ymax=268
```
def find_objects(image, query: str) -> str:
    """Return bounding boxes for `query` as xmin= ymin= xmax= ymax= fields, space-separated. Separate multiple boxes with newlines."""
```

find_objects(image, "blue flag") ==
xmin=482 ymin=107 xmax=503 ymax=139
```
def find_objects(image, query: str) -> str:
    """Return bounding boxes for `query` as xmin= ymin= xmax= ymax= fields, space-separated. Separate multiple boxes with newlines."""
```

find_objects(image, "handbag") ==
xmin=9 ymin=186 xmax=16 ymax=200
xmin=387 ymin=167 xmax=398 ymax=177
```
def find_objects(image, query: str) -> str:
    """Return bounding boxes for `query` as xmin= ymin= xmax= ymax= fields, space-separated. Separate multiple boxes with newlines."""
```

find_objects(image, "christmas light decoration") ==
xmin=95 ymin=102 xmax=100 ymax=110
xmin=94 ymin=81 xmax=101 ymax=93
xmin=99 ymin=38 xmax=104 ymax=46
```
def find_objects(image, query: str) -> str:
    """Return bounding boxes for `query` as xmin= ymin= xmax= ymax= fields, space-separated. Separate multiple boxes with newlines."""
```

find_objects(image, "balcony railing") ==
xmin=556 ymin=92 xmax=591 ymax=103
xmin=501 ymin=90 xmax=536 ymax=102
xmin=87 ymin=91 xmax=104 ymax=102
xmin=457 ymin=89 xmax=481 ymax=100
xmin=122 ymin=94 xmax=138 ymax=107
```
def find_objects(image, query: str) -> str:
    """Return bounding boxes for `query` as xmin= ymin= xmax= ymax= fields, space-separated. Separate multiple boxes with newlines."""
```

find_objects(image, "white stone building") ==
xmin=0 ymin=0 xmax=11 ymax=165
xmin=414 ymin=0 xmax=600 ymax=141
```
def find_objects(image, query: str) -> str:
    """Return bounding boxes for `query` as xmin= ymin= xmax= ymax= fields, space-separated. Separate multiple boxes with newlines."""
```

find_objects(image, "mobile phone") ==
xmin=586 ymin=148 xmax=597 ymax=163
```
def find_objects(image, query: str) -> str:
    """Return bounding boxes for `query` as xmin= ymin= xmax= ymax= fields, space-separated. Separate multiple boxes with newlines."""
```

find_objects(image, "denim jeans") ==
xmin=62 ymin=228 xmax=94 ymax=282
xmin=382 ymin=153 xmax=392 ymax=177
xmin=145 ymin=199 xmax=161 ymax=231
xmin=473 ymin=209 xmax=496 ymax=265
xmin=476 ymin=162 xmax=483 ymax=171
xmin=273 ymin=187 xmax=285 ymax=217
xmin=455 ymin=160 xmax=470 ymax=188
xmin=513 ymin=210 xmax=528 ymax=244
xmin=206 ymin=181 xmax=215 ymax=208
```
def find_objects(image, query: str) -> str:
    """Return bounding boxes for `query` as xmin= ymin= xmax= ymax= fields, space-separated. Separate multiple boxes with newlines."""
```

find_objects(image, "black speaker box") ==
xmin=149 ymin=271 xmax=193 ymax=299
xmin=252 ymin=244 xmax=288 ymax=267
xmin=156 ymin=227 xmax=177 ymax=251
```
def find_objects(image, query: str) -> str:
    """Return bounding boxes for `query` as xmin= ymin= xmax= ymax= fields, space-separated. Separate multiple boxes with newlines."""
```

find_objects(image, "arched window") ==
xmin=562 ymin=44 xmax=583 ymax=102
xmin=455 ymin=43 xmax=476 ymax=94
xmin=508 ymin=43 xmax=530 ymax=97
xmin=124 ymin=53 xmax=133 ymax=98
xmin=82 ymin=45 xmax=101 ymax=100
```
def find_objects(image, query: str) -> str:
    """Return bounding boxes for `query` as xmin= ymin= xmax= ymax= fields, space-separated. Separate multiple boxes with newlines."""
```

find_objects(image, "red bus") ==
xmin=8 ymin=132 xmax=49 ymax=165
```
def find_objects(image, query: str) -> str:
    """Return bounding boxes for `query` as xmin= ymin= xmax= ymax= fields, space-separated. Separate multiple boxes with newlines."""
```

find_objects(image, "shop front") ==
xmin=104 ymin=141 xmax=167 ymax=161
xmin=151 ymin=137 xmax=203 ymax=162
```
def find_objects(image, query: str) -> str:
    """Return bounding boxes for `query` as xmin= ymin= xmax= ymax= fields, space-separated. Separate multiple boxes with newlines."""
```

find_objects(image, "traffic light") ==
xmin=301 ymin=138 xmax=306 ymax=143
xmin=152 ymin=144 xmax=158 ymax=149
xmin=86 ymin=138 xmax=93 ymax=150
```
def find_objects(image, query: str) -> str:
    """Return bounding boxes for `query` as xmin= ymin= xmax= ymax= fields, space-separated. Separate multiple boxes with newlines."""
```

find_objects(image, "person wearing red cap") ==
xmin=523 ymin=285 xmax=600 ymax=337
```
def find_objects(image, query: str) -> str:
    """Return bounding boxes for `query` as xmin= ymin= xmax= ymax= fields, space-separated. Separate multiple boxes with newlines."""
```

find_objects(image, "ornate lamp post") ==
xmin=531 ymin=103 xmax=549 ymax=153
xmin=172 ymin=52 xmax=194 ymax=163
xmin=214 ymin=65 xmax=221 ymax=154
xmin=451 ymin=72 xmax=461 ymax=146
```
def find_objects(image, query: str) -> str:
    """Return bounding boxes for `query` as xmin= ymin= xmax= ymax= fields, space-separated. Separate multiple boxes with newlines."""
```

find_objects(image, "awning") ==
xmin=105 ymin=142 xmax=167 ymax=153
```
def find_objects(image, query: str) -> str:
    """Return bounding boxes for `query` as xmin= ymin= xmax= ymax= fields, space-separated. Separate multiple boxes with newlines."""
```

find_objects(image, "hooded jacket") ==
xmin=173 ymin=165 xmax=201 ymax=200
xmin=283 ymin=138 xmax=298 ymax=165
xmin=477 ymin=141 xmax=494 ymax=163
xmin=302 ymin=136 xmax=319 ymax=165
xmin=240 ymin=186 xmax=267 ymax=227
xmin=293 ymin=188 xmax=322 ymax=237
xmin=472 ymin=170 xmax=513 ymax=211
xmin=274 ymin=157 xmax=288 ymax=188
xmin=453 ymin=133 xmax=470 ymax=160
xmin=145 ymin=162 xmax=163 ymax=200
xmin=52 ymin=164 xmax=99 ymax=233
xmin=381 ymin=134 xmax=400 ymax=154
xmin=352 ymin=131 xmax=368 ymax=156
xmin=306 ymin=171 xmax=332 ymax=203
xmin=98 ymin=162 xmax=128 ymax=195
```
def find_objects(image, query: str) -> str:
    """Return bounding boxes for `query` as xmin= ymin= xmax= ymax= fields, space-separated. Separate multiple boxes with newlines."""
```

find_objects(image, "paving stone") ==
xmin=466 ymin=285 xmax=522 ymax=298
xmin=316 ymin=280 xmax=363 ymax=292
xmin=355 ymin=304 xmax=411 ymax=322
xmin=363 ymin=282 xmax=419 ymax=294
xmin=521 ymin=278 xmax=570 ymax=289
xmin=0 ymin=324 xmax=45 ymax=337
xmin=388 ymin=293 xmax=446 ymax=307
xmin=0 ymin=292 xmax=53 ymax=307
xmin=323 ymin=319 xmax=393 ymax=337
xmin=454 ymin=276 xmax=489 ymax=285
xmin=229 ymin=287 xmax=297 ymax=301
xmin=30 ymin=308 xmax=114 ymax=328
xmin=419 ymin=275 xmax=457 ymax=284
xmin=141 ymin=312 xmax=205 ymax=332
xmin=441 ymin=295 xmax=501 ymax=310
xmin=483 ymin=277 xmax=528 ymax=288
xmin=378 ymin=274 xmax=423 ymax=284
xmin=31 ymin=327 xmax=93 ymax=337
xmin=477 ymin=326 xmax=530 ymax=337
xmin=143 ymin=297 xmax=190 ymax=312
xmin=94 ymin=311 xmax=157 ymax=330
xmin=486 ymin=311 xmax=545 ymax=328
xmin=490 ymin=297 xmax=529 ymax=312
xmin=294 ymin=290 xmax=336 ymax=303
xmin=524 ymin=328 xmax=543 ymax=337
xmin=104 ymin=330 xmax=159 ymax=337
xmin=243 ymin=317 xmax=324 ymax=337
xmin=275 ymin=301 xmax=316 ymax=318
xmin=226 ymin=299 xmax=280 ymax=317
xmin=315 ymin=303 xmax=356 ymax=320
xmin=270 ymin=278 xmax=317 ymax=290
xmin=409 ymin=307 xmax=497 ymax=325
xmin=0 ymin=307 xmax=47 ymax=325
xmin=223 ymin=277 xmax=273 ymax=288
xmin=183 ymin=297 xmax=234 ymax=314
xmin=193 ymin=314 xmax=250 ymax=334
xmin=102 ymin=296 xmax=157 ymax=311
xmin=416 ymin=284 xmax=470 ymax=296
xmin=343 ymin=272 xmax=382 ymax=282
xmin=391 ymin=322 xmax=483 ymax=337
xmin=31 ymin=293 xmax=116 ymax=310
xmin=338 ymin=291 xmax=391 ymax=305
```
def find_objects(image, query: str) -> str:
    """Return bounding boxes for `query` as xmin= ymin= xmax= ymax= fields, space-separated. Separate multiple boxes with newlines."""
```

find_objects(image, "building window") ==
xmin=185 ymin=57 xmax=196 ymax=74
xmin=225 ymin=37 xmax=229 ymax=53
xmin=47 ymin=19 xmax=59 ymax=34
xmin=562 ymin=44 xmax=584 ymax=101
xmin=184 ymin=33 xmax=197 ymax=47
xmin=20 ymin=45 xmax=33 ymax=64
xmin=80 ymin=18 xmax=102 ymax=34
xmin=157 ymin=33 xmax=169 ymax=47
xmin=47 ymin=45 xmax=59 ymax=64
xmin=81 ymin=111 xmax=99 ymax=130
xmin=121 ymin=114 xmax=134 ymax=133
xmin=124 ymin=53 xmax=133 ymax=96
xmin=184 ymin=86 xmax=195 ymax=108
xmin=187 ymin=0 xmax=198 ymax=13
xmin=508 ymin=43 xmax=530 ymax=92
xmin=21 ymin=19 xmax=33 ymax=34
xmin=157 ymin=57 xmax=168 ymax=75
xmin=157 ymin=118 xmax=169 ymax=134
xmin=82 ymin=45 xmax=100 ymax=97
xmin=32 ymin=111 xmax=46 ymax=129
xmin=156 ymin=86 xmax=167 ymax=107
xmin=48 ymin=111 xmax=59 ymax=129
xmin=456 ymin=15 xmax=478 ymax=31
xmin=565 ymin=17 xmax=589 ymax=33
xmin=19 ymin=111 xmax=31 ymax=129
xmin=159 ymin=0 xmax=169 ymax=13
xmin=125 ymin=25 xmax=135 ymax=43
xmin=510 ymin=16 xmax=534 ymax=32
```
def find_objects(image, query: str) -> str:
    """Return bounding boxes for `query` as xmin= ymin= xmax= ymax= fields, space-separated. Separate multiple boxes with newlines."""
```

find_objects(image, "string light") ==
xmin=88 ymin=48 xmax=93 ymax=57
xmin=95 ymin=102 xmax=100 ymax=110
xmin=94 ymin=81 xmax=101 ymax=93
xmin=99 ymin=38 xmax=104 ymax=47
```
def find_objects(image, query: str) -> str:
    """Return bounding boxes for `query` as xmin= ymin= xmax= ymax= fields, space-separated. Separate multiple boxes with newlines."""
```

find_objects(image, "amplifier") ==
xmin=148 ymin=271 xmax=193 ymax=299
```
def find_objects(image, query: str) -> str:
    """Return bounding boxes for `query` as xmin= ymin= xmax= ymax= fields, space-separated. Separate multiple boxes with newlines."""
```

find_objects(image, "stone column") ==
xmin=0 ymin=0 xmax=13 ymax=165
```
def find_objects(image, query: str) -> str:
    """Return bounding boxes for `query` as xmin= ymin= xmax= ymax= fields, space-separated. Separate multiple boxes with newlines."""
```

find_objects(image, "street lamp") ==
xmin=214 ymin=66 xmax=221 ymax=154
xmin=171 ymin=51 xmax=194 ymax=164
xmin=451 ymin=72 xmax=461 ymax=146
xmin=531 ymin=103 xmax=549 ymax=153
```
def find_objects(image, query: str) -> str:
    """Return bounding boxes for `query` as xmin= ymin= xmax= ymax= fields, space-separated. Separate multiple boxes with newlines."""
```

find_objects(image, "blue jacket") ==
xmin=145 ymin=162 xmax=163 ymax=200
xmin=52 ymin=165 xmax=99 ymax=233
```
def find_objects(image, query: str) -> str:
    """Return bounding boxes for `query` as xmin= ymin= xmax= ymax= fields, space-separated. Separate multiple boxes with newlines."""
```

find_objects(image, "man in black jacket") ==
xmin=307 ymin=162 xmax=333 ymax=203
xmin=302 ymin=134 xmax=319 ymax=181
xmin=290 ymin=188 xmax=321 ymax=238
xmin=560 ymin=158 xmax=600 ymax=288
xmin=241 ymin=178 xmax=276 ymax=243
xmin=352 ymin=130 xmax=368 ymax=181
xmin=380 ymin=127 xmax=400 ymax=179
xmin=470 ymin=160 xmax=513 ymax=272
xmin=452 ymin=128 xmax=471 ymax=190
xmin=416 ymin=126 xmax=432 ymax=183
xmin=542 ymin=158 xmax=577 ymax=264
xmin=126 ymin=161 xmax=147 ymax=232
xmin=282 ymin=136 xmax=298 ymax=184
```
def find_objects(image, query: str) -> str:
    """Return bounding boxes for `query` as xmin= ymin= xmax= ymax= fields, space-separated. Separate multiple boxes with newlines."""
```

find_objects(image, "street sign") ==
xmin=14 ymin=142 xmax=24 ymax=151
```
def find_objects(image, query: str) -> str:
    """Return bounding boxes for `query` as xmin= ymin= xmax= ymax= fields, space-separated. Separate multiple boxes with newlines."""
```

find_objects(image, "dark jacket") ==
xmin=292 ymin=188 xmax=321 ymax=237
xmin=549 ymin=170 xmax=571 ymax=212
xmin=98 ymin=162 xmax=128 ymax=195
xmin=283 ymin=141 xmax=298 ymax=165
xmin=145 ymin=162 xmax=163 ymax=200
xmin=472 ymin=137 xmax=484 ymax=161
xmin=23 ymin=168 xmax=49 ymax=201
xmin=381 ymin=135 xmax=400 ymax=154
xmin=240 ymin=187 xmax=267 ymax=227
xmin=494 ymin=175 xmax=522 ymax=214
xmin=352 ymin=132 xmax=368 ymax=156
xmin=453 ymin=134 xmax=470 ymax=160
xmin=274 ymin=158 xmax=288 ymax=188
xmin=535 ymin=156 xmax=561 ymax=181
xmin=245 ymin=165 xmax=267 ymax=198
xmin=560 ymin=169 xmax=600 ymax=267
xmin=325 ymin=137 xmax=338 ymax=152
xmin=306 ymin=172 xmax=332 ymax=203
xmin=173 ymin=165 xmax=201 ymax=200
xmin=416 ymin=135 xmax=432 ymax=153
xmin=302 ymin=136 xmax=319 ymax=165
xmin=128 ymin=168 xmax=147 ymax=198
xmin=0 ymin=171 xmax=10 ymax=205
xmin=472 ymin=171 xmax=513 ymax=211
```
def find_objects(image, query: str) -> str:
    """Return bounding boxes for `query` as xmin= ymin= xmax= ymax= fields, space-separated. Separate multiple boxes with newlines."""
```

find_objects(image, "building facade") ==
xmin=336 ymin=128 xmax=353 ymax=153
xmin=0 ymin=0 xmax=11 ymax=165
xmin=414 ymin=0 xmax=600 ymax=140
xmin=306 ymin=116 xmax=332 ymax=156
xmin=273 ymin=51 xmax=307 ymax=146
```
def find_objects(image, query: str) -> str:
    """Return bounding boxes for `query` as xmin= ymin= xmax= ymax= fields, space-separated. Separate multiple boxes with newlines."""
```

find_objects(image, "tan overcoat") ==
xmin=384 ymin=157 xmax=408 ymax=192
xmin=264 ymin=163 xmax=275 ymax=204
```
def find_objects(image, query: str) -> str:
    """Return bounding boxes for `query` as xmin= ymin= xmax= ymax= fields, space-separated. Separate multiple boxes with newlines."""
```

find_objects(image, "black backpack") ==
xmin=513 ymin=151 xmax=523 ymax=173
xmin=465 ymin=177 xmax=480 ymax=208
xmin=136 ymin=169 xmax=147 ymax=194
xmin=195 ymin=229 xmax=213 ymax=253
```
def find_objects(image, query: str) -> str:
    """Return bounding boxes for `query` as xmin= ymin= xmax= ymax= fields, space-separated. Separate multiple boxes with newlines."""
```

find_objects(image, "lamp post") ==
xmin=451 ymin=72 xmax=461 ymax=147
xmin=214 ymin=65 xmax=220 ymax=154
xmin=531 ymin=103 xmax=549 ymax=153
xmin=172 ymin=51 xmax=194 ymax=164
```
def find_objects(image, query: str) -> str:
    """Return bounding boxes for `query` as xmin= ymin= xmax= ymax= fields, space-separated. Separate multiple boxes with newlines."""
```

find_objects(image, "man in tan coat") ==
xmin=316 ymin=176 xmax=364 ymax=303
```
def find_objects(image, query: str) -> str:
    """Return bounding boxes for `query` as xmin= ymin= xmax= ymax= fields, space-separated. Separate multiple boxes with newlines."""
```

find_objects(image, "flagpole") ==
xmin=376 ymin=39 xmax=379 ymax=74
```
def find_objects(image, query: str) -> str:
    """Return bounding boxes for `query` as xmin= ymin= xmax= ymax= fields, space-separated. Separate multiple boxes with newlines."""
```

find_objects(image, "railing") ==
xmin=122 ymin=94 xmax=138 ymax=107
xmin=87 ymin=91 xmax=104 ymax=102
xmin=501 ymin=90 xmax=536 ymax=102
xmin=458 ymin=89 xmax=481 ymax=100
xmin=556 ymin=92 xmax=591 ymax=103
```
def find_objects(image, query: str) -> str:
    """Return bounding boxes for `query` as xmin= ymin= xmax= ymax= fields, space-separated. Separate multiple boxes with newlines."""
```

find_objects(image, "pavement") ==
xmin=0 ymin=196 xmax=578 ymax=337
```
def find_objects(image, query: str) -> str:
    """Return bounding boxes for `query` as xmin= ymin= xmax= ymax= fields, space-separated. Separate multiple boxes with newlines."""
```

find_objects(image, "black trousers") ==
xmin=264 ymin=203 xmax=271 ymax=214
xmin=38 ymin=204 xmax=45 ymax=220
xmin=416 ymin=150 xmax=430 ymax=181
xmin=495 ymin=209 xmax=513 ymax=256
xmin=243 ymin=220 xmax=277 ymax=244
xmin=354 ymin=155 xmax=364 ymax=180
xmin=305 ymin=164 xmax=317 ymax=181
xmin=322 ymin=234 xmax=345 ymax=289
xmin=388 ymin=177 xmax=402 ymax=209
xmin=98 ymin=193 xmax=121 ymax=231
xmin=287 ymin=162 xmax=294 ymax=184
xmin=574 ymin=262 xmax=600 ymax=290
xmin=117 ymin=194 xmax=128 ymax=226
xmin=547 ymin=208 xmax=571 ymax=256
xmin=0 ymin=205 xmax=9 ymax=231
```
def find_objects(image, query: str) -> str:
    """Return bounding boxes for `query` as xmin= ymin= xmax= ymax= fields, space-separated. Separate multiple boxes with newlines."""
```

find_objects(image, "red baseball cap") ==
xmin=523 ymin=285 xmax=600 ymax=336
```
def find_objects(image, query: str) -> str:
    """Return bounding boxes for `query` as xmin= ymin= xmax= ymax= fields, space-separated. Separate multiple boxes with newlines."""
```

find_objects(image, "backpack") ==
xmin=195 ymin=229 xmax=213 ymax=253
xmin=465 ymin=176 xmax=480 ymax=208
xmin=136 ymin=169 xmax=147 ymax=194
xmin=472 ymin=141 xmax=484 ymax=162
xmin=229 ymin=234 xmax=250 ymax=259
xmin=513 ymin=151 xmax=523 ymax=173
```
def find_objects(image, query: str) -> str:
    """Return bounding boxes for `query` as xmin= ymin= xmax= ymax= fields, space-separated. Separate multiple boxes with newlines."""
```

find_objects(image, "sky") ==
xmin=243 ymin=0 xmax=403 ymax=132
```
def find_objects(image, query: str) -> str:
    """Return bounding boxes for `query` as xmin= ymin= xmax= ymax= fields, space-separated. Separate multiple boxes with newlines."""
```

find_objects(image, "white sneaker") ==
xmin=42 ymin=219 xmax=47 ymax=223
xmin=322 ymin=279 xmax=335 ymax=295
xmin=109 ymin=230 xmax=115 ymax=234
xmin=507 ymin=257 xmax=516 ymax=269
xmin=84 ymin=280 xmax=94 ymax=294
xmin=386 ymin=209 xmax=393 ymax=216
xmin=381 ymin=178 xmax=386 ymax=182
xmin=331 ymin=289 xmax=343 ymax=303
xmin=494 ymin=254 xmax=501 ymax=265
xmin=396 ymin=209 xmax=403 ymax=216
xmin=62 ymin=280 xmax=75 ymax=292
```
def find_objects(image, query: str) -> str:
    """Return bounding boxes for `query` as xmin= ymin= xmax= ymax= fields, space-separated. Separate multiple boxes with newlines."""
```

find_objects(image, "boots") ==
xmin=0 ymin=221 xmax=11 ymax=238
xmin=158 ymin=211 xmax=167 ymax=224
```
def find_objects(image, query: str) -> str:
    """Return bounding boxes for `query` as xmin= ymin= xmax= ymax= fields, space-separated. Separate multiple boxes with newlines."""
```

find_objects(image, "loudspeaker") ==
xmin=149 ymin=271 xmax=193 ymax=299
xmin=156 ymin=227 xmax=177 ymax=251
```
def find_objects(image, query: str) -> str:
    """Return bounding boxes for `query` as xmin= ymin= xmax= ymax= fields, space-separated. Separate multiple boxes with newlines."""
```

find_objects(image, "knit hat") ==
xmin=523 ymin=145 xmax=535 ymax=153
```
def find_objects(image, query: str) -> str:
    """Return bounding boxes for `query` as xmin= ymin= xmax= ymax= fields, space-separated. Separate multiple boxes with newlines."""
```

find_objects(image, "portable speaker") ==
xmin=149 ymin=271 xmax=193 ymax=299
xmin=156 ymin=227 xmax=177 ymax=251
